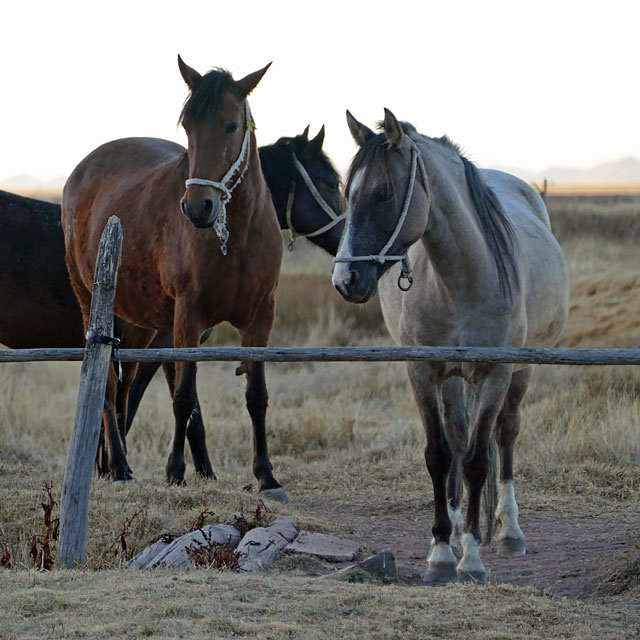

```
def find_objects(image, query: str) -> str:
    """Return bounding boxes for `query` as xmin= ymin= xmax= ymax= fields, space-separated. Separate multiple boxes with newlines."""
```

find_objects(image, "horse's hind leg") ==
xmin=442 ymin=378 xmax=469 ymax=553
xmin=495 ymin=367 xmax=531 ymax=557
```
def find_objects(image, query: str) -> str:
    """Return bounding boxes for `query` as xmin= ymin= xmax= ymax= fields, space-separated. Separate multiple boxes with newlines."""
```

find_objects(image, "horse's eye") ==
xmin=226 ymin=122 xmax=239 ymax=134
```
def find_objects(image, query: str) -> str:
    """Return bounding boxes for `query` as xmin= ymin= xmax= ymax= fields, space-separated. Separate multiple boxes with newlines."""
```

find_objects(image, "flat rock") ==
xmin=236 ymin=516 xmax=298 ymax=573
xmin=285 ymin=530 xmax=361 ymax=562
xmin=134 ymin=524 xmax=241 ymax=569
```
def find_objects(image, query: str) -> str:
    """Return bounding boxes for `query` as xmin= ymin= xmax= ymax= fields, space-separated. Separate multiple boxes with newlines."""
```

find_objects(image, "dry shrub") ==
xmin=599 ymin=542 xmax=640 ymax=596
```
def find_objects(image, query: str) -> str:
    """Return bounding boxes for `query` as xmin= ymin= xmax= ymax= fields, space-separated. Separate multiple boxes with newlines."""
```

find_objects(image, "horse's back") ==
xmin=0 ymin=191 xmax=83 ymax=348
xmin=480 ymin=169 xmax=551 ymax=228
xmin=483 ymin=169 xmax=569 ymax=347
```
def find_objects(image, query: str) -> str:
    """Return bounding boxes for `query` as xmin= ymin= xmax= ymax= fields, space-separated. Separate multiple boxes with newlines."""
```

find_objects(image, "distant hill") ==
xmin=496 ymin=156 xmax=640 ymax=185
xmin=2 ymin=156 xmax=640 ymax=196
xmin=0 ymin=173 xmax=66 ymax=195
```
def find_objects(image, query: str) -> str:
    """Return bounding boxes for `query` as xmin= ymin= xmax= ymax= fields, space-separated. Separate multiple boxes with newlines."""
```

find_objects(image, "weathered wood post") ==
xmin=57 ymin=216 xmax=122 ymax=568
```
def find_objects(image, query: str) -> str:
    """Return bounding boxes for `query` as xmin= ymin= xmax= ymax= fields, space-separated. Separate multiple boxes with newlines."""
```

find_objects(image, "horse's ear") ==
xmin=236 ymin=63 xmax=272 ymax=97
xmin=177 ymin=55 xmax=201 ymax=90
xmin=308 ymin=125 xmax=325 ymax=155
xmin=301 ymin=125 xmax=310 ymax=140
xmin=383 ymin=108 xmax=404 ymax=148
xmin=346 ymin=110 xmax=375 ymax=147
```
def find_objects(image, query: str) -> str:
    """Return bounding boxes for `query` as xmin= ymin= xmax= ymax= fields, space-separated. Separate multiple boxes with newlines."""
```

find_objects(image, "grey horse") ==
xmin=333 ymin=109 xmax=569 ymax=584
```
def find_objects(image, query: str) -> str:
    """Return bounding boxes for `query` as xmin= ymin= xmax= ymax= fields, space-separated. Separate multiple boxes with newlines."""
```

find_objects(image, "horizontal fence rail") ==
xmin=1 ymin=345 xmax=640 ymax=365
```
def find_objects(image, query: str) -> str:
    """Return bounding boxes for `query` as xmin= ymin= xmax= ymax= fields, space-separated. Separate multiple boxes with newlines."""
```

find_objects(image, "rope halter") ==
xmin=184 ymin=102 xmax=255 ymax=255
xmin=285 ymin=151 xmax=346 ymax=250
xmin=333 ymin=137 xmax=428 ymax=292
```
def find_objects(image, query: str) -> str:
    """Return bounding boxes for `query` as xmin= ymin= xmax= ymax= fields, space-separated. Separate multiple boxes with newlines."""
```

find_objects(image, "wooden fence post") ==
xmin=57 ymin=216 xmax=122 ymax=568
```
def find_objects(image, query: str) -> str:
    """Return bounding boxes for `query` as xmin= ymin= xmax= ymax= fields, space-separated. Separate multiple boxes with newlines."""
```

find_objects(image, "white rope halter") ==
xmin=184 ymin=102 xmax=255 ymax=255
xmin=285 ymin=153 xmax=345 ymax=250
xmin=333 ymin=137 xmax=428 ymax=291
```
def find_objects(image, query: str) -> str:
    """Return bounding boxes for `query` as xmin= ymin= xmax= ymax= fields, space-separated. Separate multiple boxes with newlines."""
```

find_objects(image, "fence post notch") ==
xmin=57 ymin=216 xmax=122 ymax=568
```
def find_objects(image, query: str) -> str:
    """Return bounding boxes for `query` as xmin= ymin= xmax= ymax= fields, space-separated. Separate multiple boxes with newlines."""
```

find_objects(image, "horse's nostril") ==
xmin=201 ymin=197 xmax=214 ymax=219
xmin=180 ymin=198 xmax=189 ymax=217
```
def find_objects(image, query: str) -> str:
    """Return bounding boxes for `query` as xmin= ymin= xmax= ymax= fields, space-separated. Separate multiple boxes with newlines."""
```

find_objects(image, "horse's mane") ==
xmin=346 ymin=123 xmax=518 ymax=300
xmin=178 ymin=68 xmax=232 ymax=127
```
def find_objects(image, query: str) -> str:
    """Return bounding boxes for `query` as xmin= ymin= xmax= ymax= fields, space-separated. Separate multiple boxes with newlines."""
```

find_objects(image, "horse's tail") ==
xmin=482 ymin=432 xmax=498 ymax=545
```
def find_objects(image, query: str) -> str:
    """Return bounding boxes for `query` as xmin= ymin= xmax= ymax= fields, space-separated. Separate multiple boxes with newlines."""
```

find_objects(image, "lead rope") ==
xmin=285 ymin=153 xmax=346 ymax=250
xmin=184 ymin=102 xmax=255 ymax=255
xmin=333 ymin=137 xmax=428 ymax=291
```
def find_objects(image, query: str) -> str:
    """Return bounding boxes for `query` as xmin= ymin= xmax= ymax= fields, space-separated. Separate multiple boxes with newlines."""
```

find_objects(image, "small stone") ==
xmin=321 ymin=550 xmax=398 ymax=583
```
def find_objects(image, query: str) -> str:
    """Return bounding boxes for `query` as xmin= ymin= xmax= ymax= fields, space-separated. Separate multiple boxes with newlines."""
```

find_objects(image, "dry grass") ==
xmin=0 ymin=194 xmax=639 ymax=636
xmin=1 ymin=570 xmax=638 ymax=640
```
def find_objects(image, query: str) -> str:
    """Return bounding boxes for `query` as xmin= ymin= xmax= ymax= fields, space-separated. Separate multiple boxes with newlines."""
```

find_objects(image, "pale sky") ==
xmin=1 ymin=0 xmax=639 ymax=184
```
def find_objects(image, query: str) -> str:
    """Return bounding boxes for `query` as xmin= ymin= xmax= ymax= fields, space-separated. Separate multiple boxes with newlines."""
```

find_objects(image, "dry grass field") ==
xmin=0 ymin=194 xmax=639 ymax=639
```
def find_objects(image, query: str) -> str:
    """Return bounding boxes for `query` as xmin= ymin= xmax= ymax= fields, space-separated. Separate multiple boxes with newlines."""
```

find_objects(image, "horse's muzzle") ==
xmin=332 ymin=262 xmax=378 ymax=303
xmin=180 ymin=194 xmax=221 ymax=228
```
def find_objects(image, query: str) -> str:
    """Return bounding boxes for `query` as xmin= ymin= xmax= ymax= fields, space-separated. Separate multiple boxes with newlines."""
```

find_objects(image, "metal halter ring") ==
xmin=398 ymin=271 xmax=413 ymax=291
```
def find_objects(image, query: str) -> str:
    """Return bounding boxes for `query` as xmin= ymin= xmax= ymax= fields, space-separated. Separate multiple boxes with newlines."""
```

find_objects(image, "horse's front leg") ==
xmin=238 ymin=299 xmax=290 ymax=504
xmin=458 ymin=364 xmax=512 ymax=583
xmin=408 ymin=363 xmax=457 ymax=583
xmin=166 ymin=304 xmax=200 ymax=485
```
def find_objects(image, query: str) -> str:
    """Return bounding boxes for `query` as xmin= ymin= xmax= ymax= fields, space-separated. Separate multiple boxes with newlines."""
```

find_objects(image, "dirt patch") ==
xmin=295 ymin=494 xmax=639 ymax=601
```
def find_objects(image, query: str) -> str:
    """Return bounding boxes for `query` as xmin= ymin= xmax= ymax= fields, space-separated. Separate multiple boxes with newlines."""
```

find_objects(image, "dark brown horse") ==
xmin=0 ymin=125 xmax=343 ymax=484
xmin=62 ymin=57 xmax=287 ymax=497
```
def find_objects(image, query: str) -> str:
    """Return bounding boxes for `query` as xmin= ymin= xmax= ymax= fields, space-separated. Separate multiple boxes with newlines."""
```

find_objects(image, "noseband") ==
xmin=184 ymin=102 xmax=254 ymax=255
xmin=285 ymin=152 xmax=345 ymax=251
xmin=333 ymin=137 xmax=428 ymax=291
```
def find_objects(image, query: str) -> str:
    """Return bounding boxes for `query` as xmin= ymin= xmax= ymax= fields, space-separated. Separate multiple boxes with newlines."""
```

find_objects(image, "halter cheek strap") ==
xmin=184 ymin=102 xmax=255 ymax=255
xmin=333 ymin=137 xmax=428 ymax=291
xmin=285 ymin=153 xmax=345 ymax=250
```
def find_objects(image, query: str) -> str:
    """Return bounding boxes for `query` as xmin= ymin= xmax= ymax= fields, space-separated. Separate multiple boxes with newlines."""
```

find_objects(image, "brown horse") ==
xmin=62 ymin=57 xmax=287 ymax=499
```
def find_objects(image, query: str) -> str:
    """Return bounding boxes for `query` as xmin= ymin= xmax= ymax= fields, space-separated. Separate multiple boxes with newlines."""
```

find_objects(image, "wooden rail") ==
xmin=2 ymin=345 xmax=640 ymax=366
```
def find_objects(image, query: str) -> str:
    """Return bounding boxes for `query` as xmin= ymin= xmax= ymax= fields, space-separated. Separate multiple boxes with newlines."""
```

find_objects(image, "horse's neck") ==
xmin=257 ymin=144 xmax=288 ymax=230
xmin=416 ymin=137 xmax=494 ymax=299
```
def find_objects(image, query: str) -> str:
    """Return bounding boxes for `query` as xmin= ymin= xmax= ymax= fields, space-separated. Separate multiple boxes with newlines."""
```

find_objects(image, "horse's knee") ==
xmin=425 ymin=440 xmax=453 ymax=478
xmin=462 ymin=448 xmax=489 ymax=489
xmin=496 ymin=408 xmax=521 ymax=448
xmin=173 ymin=384 xmax=197 ymax=420
xmin=246 ymin=383 xmax=268 ymax=414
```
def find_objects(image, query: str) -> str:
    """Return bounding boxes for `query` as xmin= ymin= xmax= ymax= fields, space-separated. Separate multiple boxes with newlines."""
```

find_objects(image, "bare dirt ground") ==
xmin=294 ymin=493 xmax=639 ymax=602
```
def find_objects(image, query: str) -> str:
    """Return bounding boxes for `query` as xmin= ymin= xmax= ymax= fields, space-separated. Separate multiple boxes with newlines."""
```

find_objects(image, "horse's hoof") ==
xmin=259 ymin=487 xmax=292 ymax=504
xmin=457 ymin=569 xmax=487 ymax=585
xmin=497 ymin=537 xmax=526 ymax=557
xmin=423 ymin=563 xmax=458 ymax=584
xmin=111 ymin=469 xmax=136 ymax=483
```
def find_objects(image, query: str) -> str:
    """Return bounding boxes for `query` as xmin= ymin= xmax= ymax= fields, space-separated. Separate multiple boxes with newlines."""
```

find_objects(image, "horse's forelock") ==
xmin=178 ymin=68 xmax=232 ymax=128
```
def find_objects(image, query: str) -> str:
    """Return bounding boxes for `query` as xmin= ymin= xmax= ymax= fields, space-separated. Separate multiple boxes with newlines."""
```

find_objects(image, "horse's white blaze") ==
xmin=495 ymin=479 xmax=524 ymax=541
xmin=332 ymin=169 xmax=363 ymax=288
xmin=428 ymin=541 xmax=457 ymax=566
xmin=457 ymin=533 xmax=485 ymax=575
